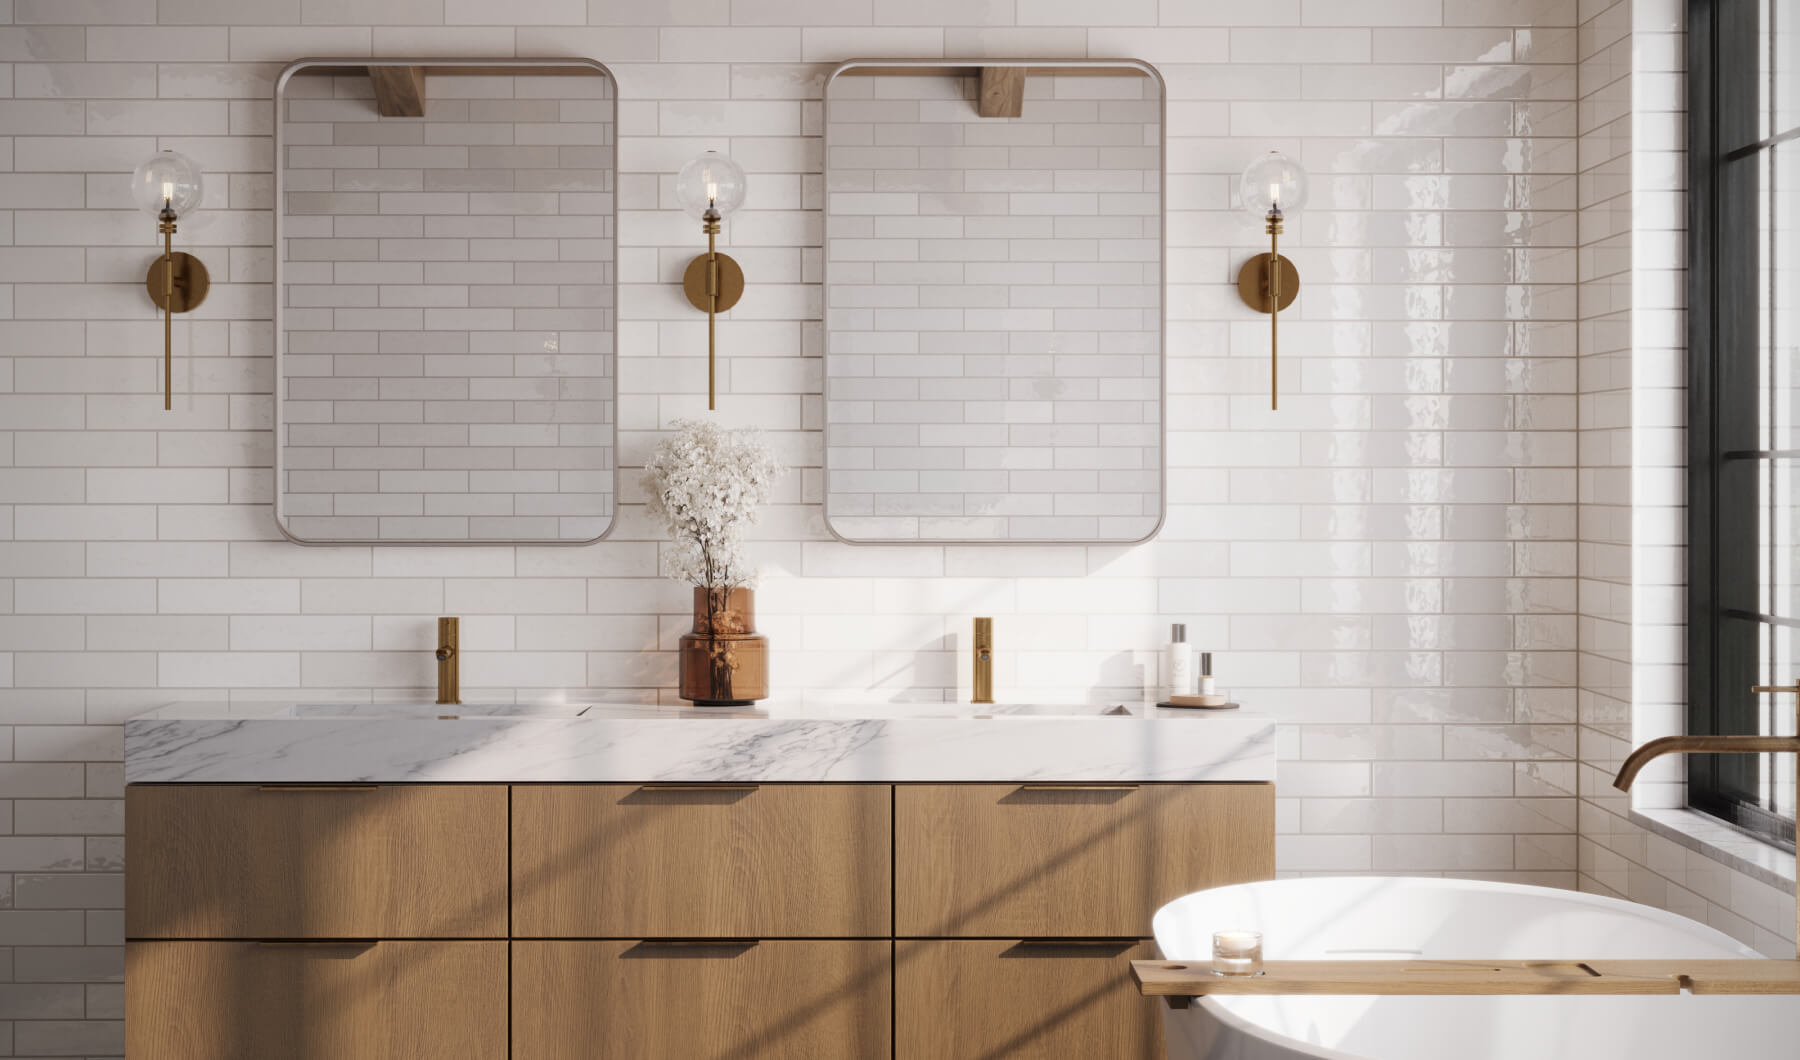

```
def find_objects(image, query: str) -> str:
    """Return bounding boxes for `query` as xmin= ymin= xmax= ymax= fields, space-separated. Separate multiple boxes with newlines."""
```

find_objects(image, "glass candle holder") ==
xmin=1212 ymin=930 xmax=1263 ymax=977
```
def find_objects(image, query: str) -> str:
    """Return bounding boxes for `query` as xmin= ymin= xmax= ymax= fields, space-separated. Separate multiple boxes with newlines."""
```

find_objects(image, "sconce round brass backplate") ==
xmin=1236 ymin=253 xmax=1299 ymax=314
xmin=683 ymin=252 xmax=745 ymax=313
xmin=145 ymin=251 xmax=210 ymax=313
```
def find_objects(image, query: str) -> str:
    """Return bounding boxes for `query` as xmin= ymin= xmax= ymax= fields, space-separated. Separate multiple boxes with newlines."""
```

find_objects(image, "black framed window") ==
xmin=1688 ymin=0 xmax=1798 ymax=848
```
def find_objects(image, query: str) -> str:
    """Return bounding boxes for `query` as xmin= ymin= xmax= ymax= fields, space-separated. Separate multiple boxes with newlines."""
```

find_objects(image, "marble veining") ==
xmin=124 ymin=701 xmax=1277 ymax=784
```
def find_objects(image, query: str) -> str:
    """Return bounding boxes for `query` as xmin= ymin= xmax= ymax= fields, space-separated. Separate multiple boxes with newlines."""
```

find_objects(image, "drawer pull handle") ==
xmin=257 ymin=939 xmax=380 ymax=948
xmin=1016 ymin=938 xmax=1140 ymax=946
xmin=1016 ymin=783 xmax=1139 ymax=791
xmin=635 ymin=938 xmax=760 ymax=948
xmin=637 ymin=783 xmax=760 ymax=792
xmin=257 ymin=784 xmax=380 ymax=792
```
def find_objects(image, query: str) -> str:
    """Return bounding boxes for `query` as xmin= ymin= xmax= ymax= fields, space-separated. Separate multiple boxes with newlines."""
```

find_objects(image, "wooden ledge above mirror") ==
xmin=285 ymin=58 xmax=610 ymax=119
xmin=834 ymin=59 xmax=1154 ymax=119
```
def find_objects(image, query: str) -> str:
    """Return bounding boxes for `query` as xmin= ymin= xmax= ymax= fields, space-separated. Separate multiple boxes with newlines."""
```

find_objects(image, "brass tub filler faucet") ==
xmin=1613 ymin=680 xmax=1800 ymax=956
xmin=1133 ymin=681 xmax=1800 ymax=1001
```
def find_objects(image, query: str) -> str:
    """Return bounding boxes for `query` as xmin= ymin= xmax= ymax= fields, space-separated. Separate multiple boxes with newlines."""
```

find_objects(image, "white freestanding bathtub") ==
xmin=1152 ymin=877 xmax=1797 ymax=1060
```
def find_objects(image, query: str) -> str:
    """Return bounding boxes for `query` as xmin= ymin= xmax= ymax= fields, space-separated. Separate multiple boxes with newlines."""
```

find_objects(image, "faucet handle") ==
xmin=1752 ymin=681 xmax=1800 ymax=725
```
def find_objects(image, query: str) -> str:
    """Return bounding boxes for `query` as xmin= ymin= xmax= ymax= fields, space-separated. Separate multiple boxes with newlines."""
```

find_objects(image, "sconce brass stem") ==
xmin=1235 ymin=210 xmax=1297 ymax=412
xmin=161 ymin=218 xmax=174 ymax=411
xmin=682 ymin=212 xmax=744 ymax=411
xmin=1268 ymin=217 xmax=1280 ymax=411
xmin=145 ymin=207 xmax=207 ymax=412
xmin=706 ymin=222 xmax=718 ymax=410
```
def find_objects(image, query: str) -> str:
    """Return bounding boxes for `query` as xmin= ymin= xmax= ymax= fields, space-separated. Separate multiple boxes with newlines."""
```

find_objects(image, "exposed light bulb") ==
xmin=162 ymin=180 xmax=174 ymax=203
xmin=1268 ymin=182 xmax=1280 ymax=208
xmin=705 ymin=180 xmax=718 ymax=204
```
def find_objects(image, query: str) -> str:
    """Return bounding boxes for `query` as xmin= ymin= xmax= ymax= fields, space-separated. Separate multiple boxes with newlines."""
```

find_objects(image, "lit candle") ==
xmin=1212 ymin=930 xmax=1263 ymax=977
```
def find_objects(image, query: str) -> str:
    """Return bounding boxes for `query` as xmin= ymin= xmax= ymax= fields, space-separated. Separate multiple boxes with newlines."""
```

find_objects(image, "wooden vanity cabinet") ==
xmin=514 ymin=940 xmax=892 ymax=1059
xmin=897 ymin=938 xmax=1163 ymax=1059
xmin=893 ymin=782 xmax=1275 ymax=1060
xmin=126 ymin=784 xmax=507 ymax=939
xmin=512 ymin=783 xmax=891 ymax=938
xmin=896 ymin=781 xmax=1276 ymax=937
xmin=127 ymin=779 xmax=1274 ymax=1059
xmin=125 ymin=940 xmax=506 ymax=1060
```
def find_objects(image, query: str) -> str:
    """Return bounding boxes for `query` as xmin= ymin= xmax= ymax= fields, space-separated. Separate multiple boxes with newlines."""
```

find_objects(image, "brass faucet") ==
xmin=972 ymin=617 xmax=994 ymax=704
xmin=1613 ymin=680 xmax=1800 ymax=957
xmin=435 ymin=616 xmax=460 ymax=706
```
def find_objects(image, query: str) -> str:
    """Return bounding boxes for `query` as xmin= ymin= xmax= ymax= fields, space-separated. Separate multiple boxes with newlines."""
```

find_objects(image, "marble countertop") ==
xmin=124 ymin=699 xmax=1277 ymax=784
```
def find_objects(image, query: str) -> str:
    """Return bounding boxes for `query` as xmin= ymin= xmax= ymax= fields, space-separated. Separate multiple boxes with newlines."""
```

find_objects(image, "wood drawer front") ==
xmin=126 ymin=784 xmax=507 ymax=939
xmin=896 ymin=938 xmax=1161 ymax=1059
xmin=514 ymin=940 xmax=892 ymax=1059
xmin=896 ymin=782 xmax=1274 ymax=938
xmin=512 ymin=783 xmax=891 ymax=938
xmin=125 ymin=940 xmax=506 ymax=1060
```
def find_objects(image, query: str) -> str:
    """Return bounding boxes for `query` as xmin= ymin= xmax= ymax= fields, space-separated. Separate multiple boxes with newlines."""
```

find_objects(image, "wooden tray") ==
xmin=1131 ymin=958 xmax=1800 ymax=1000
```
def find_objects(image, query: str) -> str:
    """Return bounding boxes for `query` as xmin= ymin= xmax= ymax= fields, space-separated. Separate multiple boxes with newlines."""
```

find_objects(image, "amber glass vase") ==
xmin=678 ymin=586 xmax=769 ymax=706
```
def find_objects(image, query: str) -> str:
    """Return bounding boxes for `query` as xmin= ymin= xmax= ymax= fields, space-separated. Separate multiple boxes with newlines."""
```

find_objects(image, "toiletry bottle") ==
xmin=1198 ymin=651 xmax=1216 ymax=695
xmin=1165 ymin=623 xmax=1193 ymax=700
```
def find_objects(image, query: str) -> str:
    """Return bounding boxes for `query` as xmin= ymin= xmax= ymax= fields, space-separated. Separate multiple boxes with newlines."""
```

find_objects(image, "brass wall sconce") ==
xmin=1236 ymin=151 xmax=1308 ymax=410
xmin=132 ymin=150 xmax=208 ymax=411
xmin=675 ymin=151 xmax=748 ymax=410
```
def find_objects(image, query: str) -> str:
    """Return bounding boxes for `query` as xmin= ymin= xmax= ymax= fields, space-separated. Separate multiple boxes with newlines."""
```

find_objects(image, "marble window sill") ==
xmin=1631 ymin=807 xmax=1796 ymax=891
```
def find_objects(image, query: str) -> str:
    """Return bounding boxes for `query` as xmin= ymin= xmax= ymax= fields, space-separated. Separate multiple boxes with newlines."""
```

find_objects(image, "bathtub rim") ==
xmin=1153 ymin=875 xmax=1765 ymax=1060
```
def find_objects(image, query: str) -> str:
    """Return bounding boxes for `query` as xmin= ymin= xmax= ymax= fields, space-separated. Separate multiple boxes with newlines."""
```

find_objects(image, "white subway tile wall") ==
xmin=0 ymin=0 xmax=1786 ymax=1051
xmin=823 ymin=69 xmax=1164 ymax=542
xmin=1573 ymin=0 xmax=1796 ymax=956
xmin=279 ymin=69 xmax=617 ymax=542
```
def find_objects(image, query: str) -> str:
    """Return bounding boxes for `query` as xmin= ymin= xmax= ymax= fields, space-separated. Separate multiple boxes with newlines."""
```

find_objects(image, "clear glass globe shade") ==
xmin=1240 ymin=151 xmax=1308 ymax=216
xmin=132 ymin=150 xmax=204 ymax=218
xmin=676 ymin=151 xmax=747 ymax=220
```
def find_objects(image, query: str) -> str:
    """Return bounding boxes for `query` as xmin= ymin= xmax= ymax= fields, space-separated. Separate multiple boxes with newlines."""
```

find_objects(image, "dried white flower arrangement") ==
xmin=641 ymin=418 xmax=784 ymax=591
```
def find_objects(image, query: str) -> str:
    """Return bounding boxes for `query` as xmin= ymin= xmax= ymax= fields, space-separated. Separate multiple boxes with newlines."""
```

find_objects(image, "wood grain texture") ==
xmin=1590 ymin=959 xmax=1800 ymax=994
xmin=126 ymin=785 xmax=507 ymax=939
xmin=896 ymin=782 xmax=1274 ymax=938
xmin=512 ymin=784 xmax=891 ymax=938
xmin=1132 ymin=959 xmax=1689 ymax=997
xmin=370 ymin=65 xmax=425 ymax=117
xmin=514 ymin=940 xmax=891 ymax=1060
xmin=125 ymin=941 xmax=506 ymax=1060
xmin=977 ymin=67 xmax=1026 ymax=118
xmin=897 ymin=939 xmax=1162 ymax=1059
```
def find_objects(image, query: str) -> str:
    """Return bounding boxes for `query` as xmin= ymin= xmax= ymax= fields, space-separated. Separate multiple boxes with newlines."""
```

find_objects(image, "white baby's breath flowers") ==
xmin=642 ymin=419 xmax=784 ymax=591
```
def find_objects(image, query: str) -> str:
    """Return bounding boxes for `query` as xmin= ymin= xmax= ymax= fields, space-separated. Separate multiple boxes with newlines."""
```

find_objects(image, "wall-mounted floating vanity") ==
xmin=123 ymin=701 xmax=1275 ymax=1059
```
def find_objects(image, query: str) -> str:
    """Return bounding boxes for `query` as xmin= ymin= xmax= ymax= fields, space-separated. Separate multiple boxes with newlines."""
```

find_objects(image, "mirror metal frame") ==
xmin=273 ymin=56 xmax=620 ymax=546
xmin=820 ymin=57 xmax=1167 ymax=546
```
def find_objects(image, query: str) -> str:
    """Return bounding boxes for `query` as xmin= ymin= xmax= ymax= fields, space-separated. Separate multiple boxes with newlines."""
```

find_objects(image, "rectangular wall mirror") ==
xmin=823 ymin=59 xmax=1164 ymax=544
xmin=275 ymin=58 xmax=617 ymax=544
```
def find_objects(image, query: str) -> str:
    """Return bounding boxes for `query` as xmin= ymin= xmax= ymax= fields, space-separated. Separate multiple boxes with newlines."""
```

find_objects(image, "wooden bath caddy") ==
xmin=1131 ymin=959 xmax=1800 ymax=1002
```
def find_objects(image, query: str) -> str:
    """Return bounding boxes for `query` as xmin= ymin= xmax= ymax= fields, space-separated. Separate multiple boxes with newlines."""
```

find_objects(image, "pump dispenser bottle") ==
xmin=1165 ymin=623 xmax=1193 ymax=700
